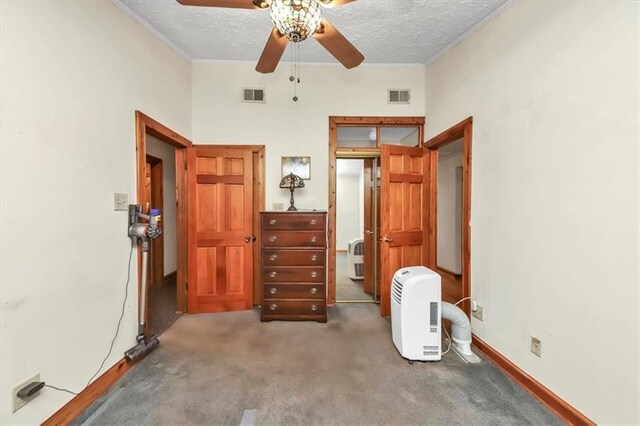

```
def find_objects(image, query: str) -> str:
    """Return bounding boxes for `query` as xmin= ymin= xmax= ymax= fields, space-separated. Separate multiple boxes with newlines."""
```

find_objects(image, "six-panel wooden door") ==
xmin=187 ymin=146 xmax=254 ymax=313
xmin=379 ymin=144 xmax=430 ymax=316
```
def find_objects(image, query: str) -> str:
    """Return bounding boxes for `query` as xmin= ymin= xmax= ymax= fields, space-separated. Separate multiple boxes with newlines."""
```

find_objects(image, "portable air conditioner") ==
xmin=391 ymin=266 xmax=442 ymax=361
xmin=347 ymin=238 xmax=364 ymax=280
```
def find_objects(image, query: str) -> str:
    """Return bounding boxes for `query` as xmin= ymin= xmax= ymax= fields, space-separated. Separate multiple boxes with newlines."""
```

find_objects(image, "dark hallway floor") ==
xmin=75 ymin=304 xmax=560 ymax=426
xmin=148 ymin=274 xmax=182 ymax=337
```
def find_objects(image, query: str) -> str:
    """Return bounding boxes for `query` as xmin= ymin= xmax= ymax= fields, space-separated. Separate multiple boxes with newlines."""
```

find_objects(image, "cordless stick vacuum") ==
xmin=125 ymin=205 xmax=162 ymax=362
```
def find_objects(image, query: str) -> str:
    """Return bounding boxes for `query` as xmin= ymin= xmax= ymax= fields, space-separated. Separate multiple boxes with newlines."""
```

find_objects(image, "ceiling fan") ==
xmin=176 ymin=0 xmax=365 ymax=74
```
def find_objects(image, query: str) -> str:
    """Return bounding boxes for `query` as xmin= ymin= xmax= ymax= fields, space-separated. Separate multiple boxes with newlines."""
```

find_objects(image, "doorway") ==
xmin=335 ymin=158 xmax=378 ymax=302
xmin=145 ymin=144 xmax=182 ymax=336
xmin=328 ymin=117 xmax=426 ymax=312
xmin=424 ymin=117 xmax=473 ymax=315
xmin=135 ymin=111 xmax=191 ymax=334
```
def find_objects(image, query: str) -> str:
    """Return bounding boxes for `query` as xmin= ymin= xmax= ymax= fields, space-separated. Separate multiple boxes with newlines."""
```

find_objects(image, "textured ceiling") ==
xmin=116 ymin=0 xmax=513 ymax=63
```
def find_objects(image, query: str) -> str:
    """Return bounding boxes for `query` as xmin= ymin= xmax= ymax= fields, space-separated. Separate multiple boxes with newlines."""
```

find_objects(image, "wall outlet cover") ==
xmin=114 ymin=193 xmax=129 ymax=211
xmin=272 ymin=202 xmax=284 ymax=211
xmin=12 ymin=373 xmax=40 ymax=413
xmin=531 ymin=337 xmax=542 ymax=357
xmin=472 ymin=305 xmax=484 ymax=321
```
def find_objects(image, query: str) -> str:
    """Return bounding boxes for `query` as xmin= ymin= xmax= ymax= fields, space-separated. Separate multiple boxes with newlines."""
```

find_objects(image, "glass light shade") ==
xmin=270 ymin=0 xmax=323 ymax=42
xmin=279 ymin=173 xmax=305 ymax=189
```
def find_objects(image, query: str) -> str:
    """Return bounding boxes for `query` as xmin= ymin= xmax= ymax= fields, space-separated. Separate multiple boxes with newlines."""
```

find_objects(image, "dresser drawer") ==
xmin=263 ymin=250 xmax=325 ymax=267
xmin=263 ymin=283 xmax=324 ymax=300
xmin=262 ymin=300 xmax=326 ymax=316
xmin=261 ymin=231 xmax=326 ymax=248
xmin=261 ymin=213 xmax=325 ymax=231
xmin=263 ymin=267 xmax=324 ymax=283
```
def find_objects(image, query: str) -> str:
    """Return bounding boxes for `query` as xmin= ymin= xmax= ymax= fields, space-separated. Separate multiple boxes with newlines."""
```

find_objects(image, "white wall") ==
xmin=0 ymin=1 xmax=191 ymax=423
xmin=425 ymin=1 xmax=639 ymax=423
xmin=192 ymin=62 xmax=426 ymax=210
xmin=336 ymin=171 xmax=363 ymax=250
xmin=437 ymin=152 xmax=463 ymax=274
xmin=146 ymin=135 xmax=177 ymax=276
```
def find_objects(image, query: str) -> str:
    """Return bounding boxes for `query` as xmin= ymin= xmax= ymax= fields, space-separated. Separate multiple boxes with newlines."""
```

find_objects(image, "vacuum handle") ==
xmin=138 ymin=250 xmax=149 ymax=336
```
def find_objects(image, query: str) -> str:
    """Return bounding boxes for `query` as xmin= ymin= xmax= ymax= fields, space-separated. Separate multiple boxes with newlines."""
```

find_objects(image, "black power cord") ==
xmin=45 ymin=244 xmax=134 ymax=396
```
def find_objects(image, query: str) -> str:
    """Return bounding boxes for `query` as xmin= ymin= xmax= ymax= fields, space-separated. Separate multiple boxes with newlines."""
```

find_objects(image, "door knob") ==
xmin=365 ymin=230 xmax=374 ymax=235
xmin=244 ymin=235 xmax=252 ymax=243
xmin=382 ymin=236 xmax=395 ymax=243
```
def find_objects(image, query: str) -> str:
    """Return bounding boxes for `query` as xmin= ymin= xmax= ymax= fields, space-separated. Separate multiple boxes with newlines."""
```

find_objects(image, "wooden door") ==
xmin=187 ymin=146 xmax=254 ymax=313
xmin=379 ymin=144 xmax=429 ymax=316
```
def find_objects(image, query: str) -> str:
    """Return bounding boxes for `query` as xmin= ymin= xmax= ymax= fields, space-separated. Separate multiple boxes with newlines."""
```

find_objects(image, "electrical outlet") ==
xmin=12 ymin=373 xmax=40 ymax=413
xmin=472 ymin=304 xmax=484 ymax=321
xmin=114 ymin=193 xmax=128 ymax=211
xmin=273 ymin=202 xmax=284 ymax=211
xmin=531 ymin=337 xmax=542 ymax=357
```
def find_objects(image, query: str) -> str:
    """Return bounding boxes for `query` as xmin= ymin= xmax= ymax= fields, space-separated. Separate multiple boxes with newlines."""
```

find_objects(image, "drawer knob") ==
xmin=269 ymin=235 xmax=277 ymax=242
xmin=269 ymin=304 xmax=278 ymax=311
xmin=269 ymin=254 xmax=278 ymax=261
xmin=269 ymin=271 xmax=277 ymax=278
xmin=310 ymin=219 xmax=317 ymax=225
xmin=269 ymin=219 xmax=277 ymax=225
xmin=269 ymin=288 xmax=277 ymax=295
xmin=310 ymin=304 xmax=318 ymax=312
xmin=311 ymin=271 xmax=318 ymax=278
xmin=311 ymin=254 xmax=318 ymax=262
xmin=310 ymin=236 xmax=317 ymax=243
xmin=310 ymin=287 xmax=318 ymax=294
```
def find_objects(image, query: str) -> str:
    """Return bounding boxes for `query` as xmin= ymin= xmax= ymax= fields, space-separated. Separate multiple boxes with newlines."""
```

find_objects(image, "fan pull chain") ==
xmin=288 ymin=43 xmax=301 ymax=102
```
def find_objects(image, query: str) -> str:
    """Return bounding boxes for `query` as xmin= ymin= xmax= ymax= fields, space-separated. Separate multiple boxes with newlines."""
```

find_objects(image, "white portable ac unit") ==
xmin=391 ymin=266 xmax=442 ymax=361
xmin=347 ymin=238 xmax=364 ymax=280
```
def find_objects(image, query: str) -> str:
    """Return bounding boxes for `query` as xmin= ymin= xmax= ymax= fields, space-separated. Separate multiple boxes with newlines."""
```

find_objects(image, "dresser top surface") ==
xmin=261 ymin=210 xmax=327 ymax=214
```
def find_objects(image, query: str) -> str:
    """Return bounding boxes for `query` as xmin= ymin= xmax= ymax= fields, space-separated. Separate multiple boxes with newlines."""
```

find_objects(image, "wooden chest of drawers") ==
xmin=260 ymin=211 xmax=327 ymax=322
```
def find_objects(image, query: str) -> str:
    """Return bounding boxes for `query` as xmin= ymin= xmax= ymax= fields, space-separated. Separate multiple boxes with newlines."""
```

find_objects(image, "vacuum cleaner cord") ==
xmin=85 ymin=244 xmax=134 ymax=388
xmin=42 ymin=245 xmax=134 ymax=396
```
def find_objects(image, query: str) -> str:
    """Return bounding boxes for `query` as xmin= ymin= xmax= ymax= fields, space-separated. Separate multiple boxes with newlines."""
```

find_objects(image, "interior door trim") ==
xmin=135 ymin=111 xmax=192 ymax=316
xmin=424 ymin=117 xmax=473 ymax=316
xmin=328 ymin=116 xmax=425 ymax=307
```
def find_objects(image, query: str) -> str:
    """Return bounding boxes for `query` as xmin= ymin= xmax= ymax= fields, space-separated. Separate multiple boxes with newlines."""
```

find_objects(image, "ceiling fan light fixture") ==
xmin=270 ymin=0 xmax=322 ymax=42
xmin=252 ymin=0 xmax=271 ymax=9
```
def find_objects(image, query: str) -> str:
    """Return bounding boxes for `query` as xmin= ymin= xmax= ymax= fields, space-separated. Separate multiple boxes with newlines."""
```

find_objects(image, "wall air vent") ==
xmin=243 ymin=88 xmax=265 ymax=103
xmin=388 ymin=89 xmax=410 ymax=104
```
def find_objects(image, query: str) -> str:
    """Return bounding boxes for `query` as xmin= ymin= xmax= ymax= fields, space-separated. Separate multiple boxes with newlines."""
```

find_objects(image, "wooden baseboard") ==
xmin=436 ymin=266 xmax=462 ymax=280
xmin=163 ymin=271 xmax=177 ymax=281
xmin=43 ymin=358 xmax=131 ymax=426
xmin=472 ymin=335 xmax=594 ymax=425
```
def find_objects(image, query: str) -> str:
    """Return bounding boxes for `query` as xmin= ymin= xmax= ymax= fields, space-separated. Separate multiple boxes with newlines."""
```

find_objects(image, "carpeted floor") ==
xmin=336 ymin=252 xmax=373 ymax=301
xmin=148 ymin=274 xmax=182 ymax=337
xmin=74 ymin=304 xmax=561 ymax=426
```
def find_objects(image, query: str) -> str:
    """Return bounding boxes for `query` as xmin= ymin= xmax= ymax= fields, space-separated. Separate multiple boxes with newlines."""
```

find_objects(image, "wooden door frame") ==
xmin=136 ymin=111 xmax=192 ymax=314
xmin=424 ymin=117 xmax=473 ymax=315
xmin=328 ymin=116 xmax=425 ymax=306
xmin=145 ymin=154 xmax=164 ymax=287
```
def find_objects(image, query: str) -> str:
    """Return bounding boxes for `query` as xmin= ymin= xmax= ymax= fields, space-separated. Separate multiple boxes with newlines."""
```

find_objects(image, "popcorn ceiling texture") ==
xmin=117 ymin=0 xmax=512 ymax=63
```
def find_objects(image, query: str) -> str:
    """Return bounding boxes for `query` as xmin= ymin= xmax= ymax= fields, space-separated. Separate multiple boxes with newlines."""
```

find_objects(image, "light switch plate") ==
xmin=114 ymin=193 xmax=128 ymax=211
xmin=12 ymin=373 xmax=40 ymax=413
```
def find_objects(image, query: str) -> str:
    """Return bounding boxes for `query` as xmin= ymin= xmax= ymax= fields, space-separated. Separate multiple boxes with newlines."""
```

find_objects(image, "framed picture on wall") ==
xmin=281 ymin=156 xmax=311 ymax=180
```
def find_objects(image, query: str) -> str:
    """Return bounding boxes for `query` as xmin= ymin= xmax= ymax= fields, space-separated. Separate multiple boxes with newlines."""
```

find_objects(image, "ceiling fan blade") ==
xmin=176 ymin=0 xmax=267 ymax=10
xmin=318 ymin=0 xmax=357 ymax=8
xmin=313 ymin=19 xmax=364 ymax=69
xmin=256 ymin=27 xmax=288 ymax=74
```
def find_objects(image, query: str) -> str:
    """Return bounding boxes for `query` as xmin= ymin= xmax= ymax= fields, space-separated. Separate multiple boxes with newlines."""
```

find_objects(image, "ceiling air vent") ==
xmin=388 ymin=89 xmax=410 ymax=104
xmin=243 ymin=88 xmax=265 ymax=103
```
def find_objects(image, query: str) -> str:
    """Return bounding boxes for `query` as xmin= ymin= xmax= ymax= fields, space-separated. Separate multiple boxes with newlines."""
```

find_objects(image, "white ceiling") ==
xmin=115 ymin=0 xmax=513 ymax=63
